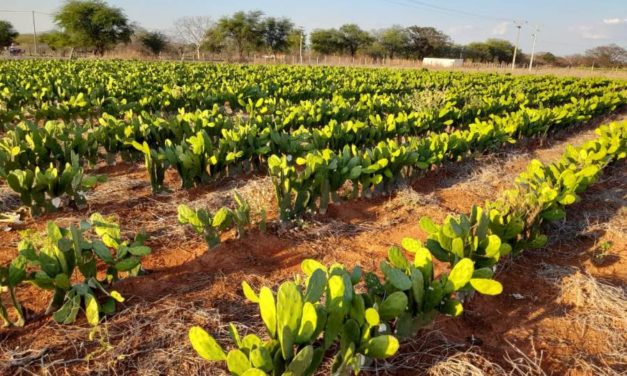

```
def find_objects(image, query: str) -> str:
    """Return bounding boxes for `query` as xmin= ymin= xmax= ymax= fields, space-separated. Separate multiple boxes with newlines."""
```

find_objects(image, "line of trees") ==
xmin=311 ymin=25 xmax=457 ymax=60
xmin=2 ymin=0 xmax=626 ymax=68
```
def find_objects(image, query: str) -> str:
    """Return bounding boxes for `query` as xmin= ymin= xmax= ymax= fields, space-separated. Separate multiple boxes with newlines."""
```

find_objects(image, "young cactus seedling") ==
xmin=177 ymin=193 xmax=251 ymax=250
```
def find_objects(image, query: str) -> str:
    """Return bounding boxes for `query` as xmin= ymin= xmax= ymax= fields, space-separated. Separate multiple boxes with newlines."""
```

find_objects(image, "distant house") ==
xmin=422 ymin=58 xmax=463 ymax=68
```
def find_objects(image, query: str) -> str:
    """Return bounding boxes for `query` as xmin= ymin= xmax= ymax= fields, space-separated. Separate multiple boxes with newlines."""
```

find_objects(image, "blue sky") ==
xmin=2 ymin=0 xmax=626 ymax=55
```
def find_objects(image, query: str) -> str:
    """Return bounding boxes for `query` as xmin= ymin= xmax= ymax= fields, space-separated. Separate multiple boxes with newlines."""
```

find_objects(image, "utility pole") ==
xmin=0 ymin=9 xmax=41 ymax=54
xmin=299 ymin=30 xmax=303 ymax=64
xmin=528 ymin=26 xmax=540 ymax=71
xmin=32 ymin=10 xmax=38 ymax=55
xmin=511 ymin=20 xmax=526 ymax=70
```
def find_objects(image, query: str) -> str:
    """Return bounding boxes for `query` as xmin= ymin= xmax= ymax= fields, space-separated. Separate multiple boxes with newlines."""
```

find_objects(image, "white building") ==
xmin=422 ymin=58 xmax=464 ymax=68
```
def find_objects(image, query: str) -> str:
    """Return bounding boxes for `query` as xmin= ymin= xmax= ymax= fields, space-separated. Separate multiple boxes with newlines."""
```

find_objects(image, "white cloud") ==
xmin=492 ymin=21 xmax=509 ymax=35
xmin=576 ymin=25 xmax=609 ymax=40
xmin=603 ymin=18 xmax=627 ymax=25
xmin=448 ymin=24 xmax=476 ymax=35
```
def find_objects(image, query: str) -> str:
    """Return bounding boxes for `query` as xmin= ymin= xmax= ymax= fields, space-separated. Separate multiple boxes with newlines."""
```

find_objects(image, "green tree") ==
xmin=202 ymin=26 xmax=227 ymax=54
xmin=139 ymin=31 xmax=168 ymax=56
xmin=363 ymin=40 xmax=386 ymax=60
xmin=485 ymin=38 xmax=516 ymax=63
xmin=261 ymin=17 xmax=294 ymax=54
xmin=54 ymin=0 xmax=133 ymax=55
xmin=538 ymin=52 xmax=558 ymax=65
xmin=406 ymin=26 xmax=451 ymax=58
xmin=217 ymin=10 xmax=264 ymax=60
xmin=465 ymin=41 xmax=491 ymax=62
xmin=379 ymin=26 xmax=409 ymax=59
xmin=0 ymin=20 xmax=19 ymax=48
xmin=338 ymin=24 xmax=373 ymax=57
xmin=310 ymin=28 xmax=344 ymax=55
xmin=465 ymin=39 xmax=516 ymax=63
xmin=39 ymin=31 xmax=72 ymax=51
xmin=286 ymin=28 xmax=305 ymax=55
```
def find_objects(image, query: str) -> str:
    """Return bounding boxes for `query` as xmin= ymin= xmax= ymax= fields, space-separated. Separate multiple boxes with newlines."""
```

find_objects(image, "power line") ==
xmin=0 ymin=9 xmax=53 ymax=16
xmin=401 ymin=0 xmax=514 ymax=22
xmin=379 ymin=0 xmax=470 ymax=19
xmin=0 ymin=9 xmax=55 ymax=54
xmin=377 ymin=0 xmax=517 ymax=23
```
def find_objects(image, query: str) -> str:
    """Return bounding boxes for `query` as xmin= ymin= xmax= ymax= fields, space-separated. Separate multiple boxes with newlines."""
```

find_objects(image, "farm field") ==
xmin=0 ymin=60 xmax=626 ymax=375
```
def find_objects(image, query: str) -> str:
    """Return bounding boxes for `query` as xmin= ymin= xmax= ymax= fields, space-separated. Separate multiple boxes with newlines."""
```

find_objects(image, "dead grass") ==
xmin=538 ymin=264 xmax=627 ymax=375
xmin=559 ymin=272 xmax=627 ymax=371
xmin=423 ymin=336 xmax=549 ymax=376
xmin=0 ymin=296 xmax=228 ymax=375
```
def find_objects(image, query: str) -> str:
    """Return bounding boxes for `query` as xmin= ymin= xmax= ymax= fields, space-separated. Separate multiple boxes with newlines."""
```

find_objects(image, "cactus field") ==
xmin=0 ymin=60 xmax=626 ymax=375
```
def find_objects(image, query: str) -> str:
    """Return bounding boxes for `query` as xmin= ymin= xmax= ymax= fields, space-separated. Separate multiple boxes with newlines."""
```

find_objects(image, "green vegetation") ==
xmin=1 ymin=60 xmax=623 ymax=218
xmin=178 ymin=193 xmax=251 ymax=249
xmin=0 ymin=20 xmax=18 ymax=48
xmin=0 ymin=57 xmax=625 ymax=373
xmin=189 ymin=119 xmax=626 ymax=375
xmin=53 ymin=0 xmax=133 ymax=55
xmin=1 ymin=214 xmax=150 ymax=327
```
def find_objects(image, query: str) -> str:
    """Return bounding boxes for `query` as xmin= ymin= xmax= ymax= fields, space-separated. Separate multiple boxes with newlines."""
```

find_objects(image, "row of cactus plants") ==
xmin=124 ymin=89 xmax=625 ymax=196
xmin=188 ymin=120 xmax=626 ymax=375
xmin=3 ymin=59 xmax=617 ymax=123
xmin=268 ymin=92 xmax=624 ymax=220
xmin=2 ymin=78 xmax=621 ymax=210
xmin=0 ymin=213 xmax=151 ymax=327
xmin=190 ymin=246 xmax=502 ymax=376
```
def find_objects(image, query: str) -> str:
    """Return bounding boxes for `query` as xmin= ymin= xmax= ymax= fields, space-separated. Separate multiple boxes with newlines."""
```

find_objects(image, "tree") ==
xmin=406 ymin=26 xmax=451 ymax=59
xmin=484 ymin=38 xmax=516 ymax=63
xmin=261 ymin=17 xmax=294 ymax=55
xmin=362 ymin=40 xmax=386 ymax=60
xmin=585 ymin=44 xmax=627 ymax=67
xmin=464 ymin=38 xmax=516 ymax=63
xmin=0 ymin=20 xmax=18 ymax=48
xmin=534 ymin=52 xmax=565 ymax=67
xmin=465 ymin=41 xmax=491 ymax=62
xmin=140 ymin=31 xmax=168 ymax=56
xmin=379 ymin=26 xmax=409 ymax=59
xmin=54 ymin=0 xmax=133 ymax=56
xmin=174 ymin=16 xmax=214 ymax=60
xmin=338 ymin=24 xmax=373 ymax=57
xmin=202 ymin=26 xmax=227 ymax=54
xmin=310 ymin=29 xmax=344 ymax=55
xmin=217 ymin=10 xmax=264 ymax=60
xmin=39 ymin=31 xmax=72 ymax=51
xmin=286 ymin=28 xmax=305 ymax=55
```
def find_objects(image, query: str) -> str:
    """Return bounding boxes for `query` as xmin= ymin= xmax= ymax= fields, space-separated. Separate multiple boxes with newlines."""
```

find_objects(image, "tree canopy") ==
xmin=40 ymin=31 xmax=73 ymax=51
xmin=0 ymin=20 xmax=19 ymax=48
xmin=465 ymin=38 xmax=517 ymax=63
xmin=585 ymin=44 xmax=627 ymax=67
xmin=379 ymin=26 xmax=410 ymax=59
xmin=310 ymin=24 xmax=373 ymax=57
xmin=310 ymin=29 xmax=344 ymax=55
xmin=54 ymin=0 xmax=133 ymax=55
xmin=139 ymin=31 xmax=168 ymax=56
xmin=406 ymin=26 xmax=451 ymax=59
xmin=215 ymin=10 xmax=264 ymax=59
xmin=261 ymin=17 xmax=294 ymax=54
